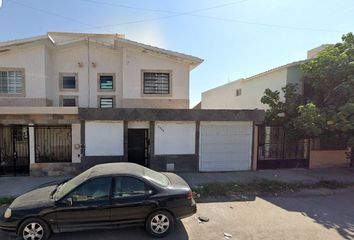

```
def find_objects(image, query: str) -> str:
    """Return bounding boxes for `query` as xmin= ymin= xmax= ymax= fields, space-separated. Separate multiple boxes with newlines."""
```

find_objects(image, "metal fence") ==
xmin=0 ymin=126 xmax=29 ymax=176
xmin=257 ymin=125 xmax=310 ymax=169
xmin=35 ymin=126 xmax=72 ymax=163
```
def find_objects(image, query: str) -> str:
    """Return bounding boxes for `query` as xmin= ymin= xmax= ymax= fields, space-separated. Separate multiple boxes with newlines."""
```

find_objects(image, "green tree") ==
xmin=261 ymin=33 xmax=354 ymax=164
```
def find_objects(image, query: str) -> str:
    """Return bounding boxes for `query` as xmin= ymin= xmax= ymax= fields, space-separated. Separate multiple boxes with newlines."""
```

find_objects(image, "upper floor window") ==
xmin=98 ymin=73 xmax=115 ymax=91
xmin=60 ymin=73 xmax=78 ymax=91
xmin=142 ymin=71 xmax=171 ymax=95
xmin=235 ymin=88 xmax=242 ymax=96
xmin=0 ymin=68 xmax=24 ymax=95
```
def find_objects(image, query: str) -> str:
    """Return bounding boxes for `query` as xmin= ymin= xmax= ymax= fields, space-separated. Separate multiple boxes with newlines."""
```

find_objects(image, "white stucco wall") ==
xmin=0 ymin=44 xmax=47 ymax=98
xmin=50 ymin=42 xmax=122 ymax=108
xmin=154 ymin=121 xmax=196 ymax=155
xmin=71 ymin=123 xmax=81 ymax=163
xmin=123 ymin=48 xmax=190 ymax=100
xmin=201 ymin=67 xmax=289 ymax=110
xmin=85 ymin=121 xmax=124 ymax=156
xmin=0 ymin=35 xmax=195 ymax=108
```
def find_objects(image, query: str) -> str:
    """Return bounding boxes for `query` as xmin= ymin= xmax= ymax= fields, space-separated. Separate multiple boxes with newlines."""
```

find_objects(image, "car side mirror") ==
xmin=66 ymin=197 xmax=73 ymax=206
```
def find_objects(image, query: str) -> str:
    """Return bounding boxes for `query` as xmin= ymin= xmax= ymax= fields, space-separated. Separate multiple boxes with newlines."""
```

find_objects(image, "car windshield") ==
xmin=54 ymin=169 xmax=91 ymax=201
xmin=142 ymin=167 xmax=170 ymax=187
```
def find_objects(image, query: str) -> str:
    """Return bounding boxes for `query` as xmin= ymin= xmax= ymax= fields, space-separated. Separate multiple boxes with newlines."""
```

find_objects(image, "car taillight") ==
xmin=187 ymin=191 xmax=193 ymax=200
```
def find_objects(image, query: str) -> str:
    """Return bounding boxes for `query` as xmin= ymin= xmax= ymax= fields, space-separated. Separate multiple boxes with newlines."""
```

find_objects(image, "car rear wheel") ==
xmin=18 ymin=218 xmax=51 ymax=240
xmin=146 ymin=210 xmax=174 ymax=238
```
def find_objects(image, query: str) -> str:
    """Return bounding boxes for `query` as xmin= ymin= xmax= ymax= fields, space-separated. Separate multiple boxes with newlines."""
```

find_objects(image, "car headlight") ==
xmin=4 ymin=208 xmax=11 ymax=219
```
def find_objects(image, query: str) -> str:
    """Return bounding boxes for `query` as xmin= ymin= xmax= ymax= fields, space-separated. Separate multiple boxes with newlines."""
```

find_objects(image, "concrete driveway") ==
xmin=1 ymin=190 xmax=354 ymax=240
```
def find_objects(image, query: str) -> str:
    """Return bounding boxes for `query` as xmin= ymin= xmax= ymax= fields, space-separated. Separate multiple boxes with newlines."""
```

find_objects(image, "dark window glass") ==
xmin=63 ymin=76 xmax=76 ymax=89
xmin=68 ymin=177 xmax=111 ymax=202
xmin=143 ymin=72 xmax=170 ymax=94
xmin=100 ymin=75 xmax=113 ymax=89
xmin=113 ymin=177 xmax=147 ymax=198
xmin=100 ymin=98 xmax=113 ymax=108
xmin=236 ymin=88 xmax=242 ymax=96
xmin=62 ymin=98 xmax=76 ymax=107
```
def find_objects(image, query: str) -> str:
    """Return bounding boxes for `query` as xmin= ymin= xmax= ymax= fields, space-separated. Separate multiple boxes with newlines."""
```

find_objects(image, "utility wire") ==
xmin=79 ymin=0 xmax=249 ymax=15
xmin=8 ymin=0 xmax=343 ymax=33
xmin=8 ymin=0 xmax=116 ymax=33
xmin=75 ymin=0 xmax=342 ymax=33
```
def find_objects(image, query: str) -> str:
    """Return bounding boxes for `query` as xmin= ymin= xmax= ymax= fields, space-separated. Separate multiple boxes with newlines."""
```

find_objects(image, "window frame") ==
xmin=59 ymin=73 xmax=79 ymax=92
xmin=141 ymin=70 xmax=172 ymax=97
xmin=0 ymin=67 xmax=25 ymax=97
xmin=235 ymin=88 xmax=242 ymax=97
xmin=98 ymin=95 xmax=115 ymax=108
xmin=97 ymin=73 xmax=116 ymax=92
xmin=60 ymin=95 xmax=78 ymax=107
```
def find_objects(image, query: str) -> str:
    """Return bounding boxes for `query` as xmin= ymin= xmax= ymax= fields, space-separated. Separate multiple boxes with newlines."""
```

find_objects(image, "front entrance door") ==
xmin=128 ymin=129 xmax=148 ymax=166
xmin=0 ymin=126 xmax=29 ymax=176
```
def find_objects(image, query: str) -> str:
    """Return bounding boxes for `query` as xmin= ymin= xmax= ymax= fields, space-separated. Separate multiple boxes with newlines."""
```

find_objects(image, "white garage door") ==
xmin=200 ymin=121 xmax=253 ymax=172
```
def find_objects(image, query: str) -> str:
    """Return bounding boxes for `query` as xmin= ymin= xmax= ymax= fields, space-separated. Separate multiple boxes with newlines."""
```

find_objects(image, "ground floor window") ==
xmin=35 ymin=126 xmax=72 ymax=163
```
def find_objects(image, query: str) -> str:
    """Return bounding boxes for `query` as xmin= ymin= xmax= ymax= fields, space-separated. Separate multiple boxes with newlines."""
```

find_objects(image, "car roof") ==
xmin=87 ymin=162 xmax=147 ymax=178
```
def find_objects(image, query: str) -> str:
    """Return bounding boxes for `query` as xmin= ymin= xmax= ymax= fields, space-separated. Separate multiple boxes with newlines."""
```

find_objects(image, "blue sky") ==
xmin=0 ymin=0 xmax=353 ymax=107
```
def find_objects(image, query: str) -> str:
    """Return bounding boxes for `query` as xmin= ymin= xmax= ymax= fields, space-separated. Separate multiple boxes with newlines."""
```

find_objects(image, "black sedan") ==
xmin=0 ymin=163 xmax=196 ymax=240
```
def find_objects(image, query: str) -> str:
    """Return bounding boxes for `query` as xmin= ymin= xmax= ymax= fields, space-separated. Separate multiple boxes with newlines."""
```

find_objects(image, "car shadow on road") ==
xmin=264 ymin=193 xmax=354 ymax=240
xmin=196 ymin=195 xmax=256 ymax=203
xmin=50 ymin=220 xmax=189 ymax=240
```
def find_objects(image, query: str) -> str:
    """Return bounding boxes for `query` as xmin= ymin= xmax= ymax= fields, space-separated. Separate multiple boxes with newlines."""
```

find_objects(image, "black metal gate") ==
xmin=35 ymin=126 xmax=72 ymax=163
xmin=257 ymin=125 xmax=310 ymax=169
xmin=0 ymin=126 xmax=30 ymax=176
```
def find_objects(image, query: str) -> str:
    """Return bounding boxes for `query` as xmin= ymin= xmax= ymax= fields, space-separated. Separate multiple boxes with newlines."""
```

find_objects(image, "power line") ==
xmin=8 ymin=0 xmax=116 ymax=33
xmin=8 ymin=0 xmax=343 ymax=33
xmin=79 ymin=0 xmax=249 ymax=15
xmin=75 ymin=0 xmax=342 ymax=33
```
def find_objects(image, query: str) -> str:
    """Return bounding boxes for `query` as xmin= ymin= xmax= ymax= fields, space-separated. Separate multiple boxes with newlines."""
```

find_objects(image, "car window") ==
xmin=114 ymin=176 xmax=149 ymax=198
xmin=68 ymin=177 xmax=111 ymax=202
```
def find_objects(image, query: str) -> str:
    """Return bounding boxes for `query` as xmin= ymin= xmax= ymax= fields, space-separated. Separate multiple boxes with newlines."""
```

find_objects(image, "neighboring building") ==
xmin=201 ymin=46 xmax=351 ymax=170
xmin=201 ymin=60 xmax=305 ymax=110
xmin=0 ymin=32 xmax=264 ymax=176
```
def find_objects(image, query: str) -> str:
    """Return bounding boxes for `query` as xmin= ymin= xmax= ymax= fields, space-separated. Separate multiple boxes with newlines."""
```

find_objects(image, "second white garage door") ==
xmin=199 ymin=121 xmax=253 ymax=172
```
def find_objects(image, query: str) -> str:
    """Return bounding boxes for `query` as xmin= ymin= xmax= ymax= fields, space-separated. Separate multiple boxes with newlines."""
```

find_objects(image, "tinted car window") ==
xmin=114 ymin=177 xmax=148 ymax=198
xmin=68 ymin=177 xmax=111 ymax=202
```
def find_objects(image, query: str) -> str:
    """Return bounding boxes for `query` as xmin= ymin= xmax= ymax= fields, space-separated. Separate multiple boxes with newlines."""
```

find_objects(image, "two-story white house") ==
xmin=201 ymin=46 xmax=351 ymax=170
xmin=0 ymin=32 xmax=264 ymax=176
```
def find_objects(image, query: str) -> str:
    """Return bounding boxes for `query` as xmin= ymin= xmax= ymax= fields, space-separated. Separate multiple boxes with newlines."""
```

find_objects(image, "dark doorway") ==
xmin=0 ymin=125 xmax=30 ymax=176
xmin=128 ymin=129 xmax=149 ymax=166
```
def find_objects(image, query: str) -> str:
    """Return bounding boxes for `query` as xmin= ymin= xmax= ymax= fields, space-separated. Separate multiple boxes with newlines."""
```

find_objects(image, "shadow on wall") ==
xmin=264 ymin=193 xmax=354 ymax=240
xmin=49 ymin=221 xmax=189 ymax=240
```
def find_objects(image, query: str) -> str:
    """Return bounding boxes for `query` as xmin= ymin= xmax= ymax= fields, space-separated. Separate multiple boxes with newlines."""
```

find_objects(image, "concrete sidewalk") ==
xmin=0 ymin=168 xmax=354 ymax=197
xmin=180 ymin=168 xmax=354 ymax=187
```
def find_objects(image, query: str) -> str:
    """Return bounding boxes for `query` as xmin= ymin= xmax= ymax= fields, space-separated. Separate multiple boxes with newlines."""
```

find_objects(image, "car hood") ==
xmin=10 ymin=185 xmax=56 ymax=210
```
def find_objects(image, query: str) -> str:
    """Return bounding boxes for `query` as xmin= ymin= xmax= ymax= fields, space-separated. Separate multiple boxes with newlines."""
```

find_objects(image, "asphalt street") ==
xmin=1 ymin=190 xmax=354 ymax=240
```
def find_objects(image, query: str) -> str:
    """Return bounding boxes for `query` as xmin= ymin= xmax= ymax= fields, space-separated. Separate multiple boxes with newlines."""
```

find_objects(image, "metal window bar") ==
xmin=35 ymin=126 xmax=72 ymax=163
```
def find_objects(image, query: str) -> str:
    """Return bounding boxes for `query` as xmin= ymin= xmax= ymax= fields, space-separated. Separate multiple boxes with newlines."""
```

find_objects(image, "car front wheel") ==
xmin=146 ymin=210 xmax=174 ymax=238
xmin=18 ymin=218 xmax=51 ymax=240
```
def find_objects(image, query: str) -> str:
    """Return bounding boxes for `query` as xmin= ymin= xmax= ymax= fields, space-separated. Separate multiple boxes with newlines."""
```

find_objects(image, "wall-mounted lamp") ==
xmin=91 ymin=62 xmax=96 ymax=68
xmin=77 ymin=62 xmax=83 ymax=68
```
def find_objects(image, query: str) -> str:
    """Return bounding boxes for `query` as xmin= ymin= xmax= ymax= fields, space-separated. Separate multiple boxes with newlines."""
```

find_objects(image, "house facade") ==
xmin=0 ymin=32 xmax=263 ymax=176
xmin=201 ymin=46 xmax=351 ymax=169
